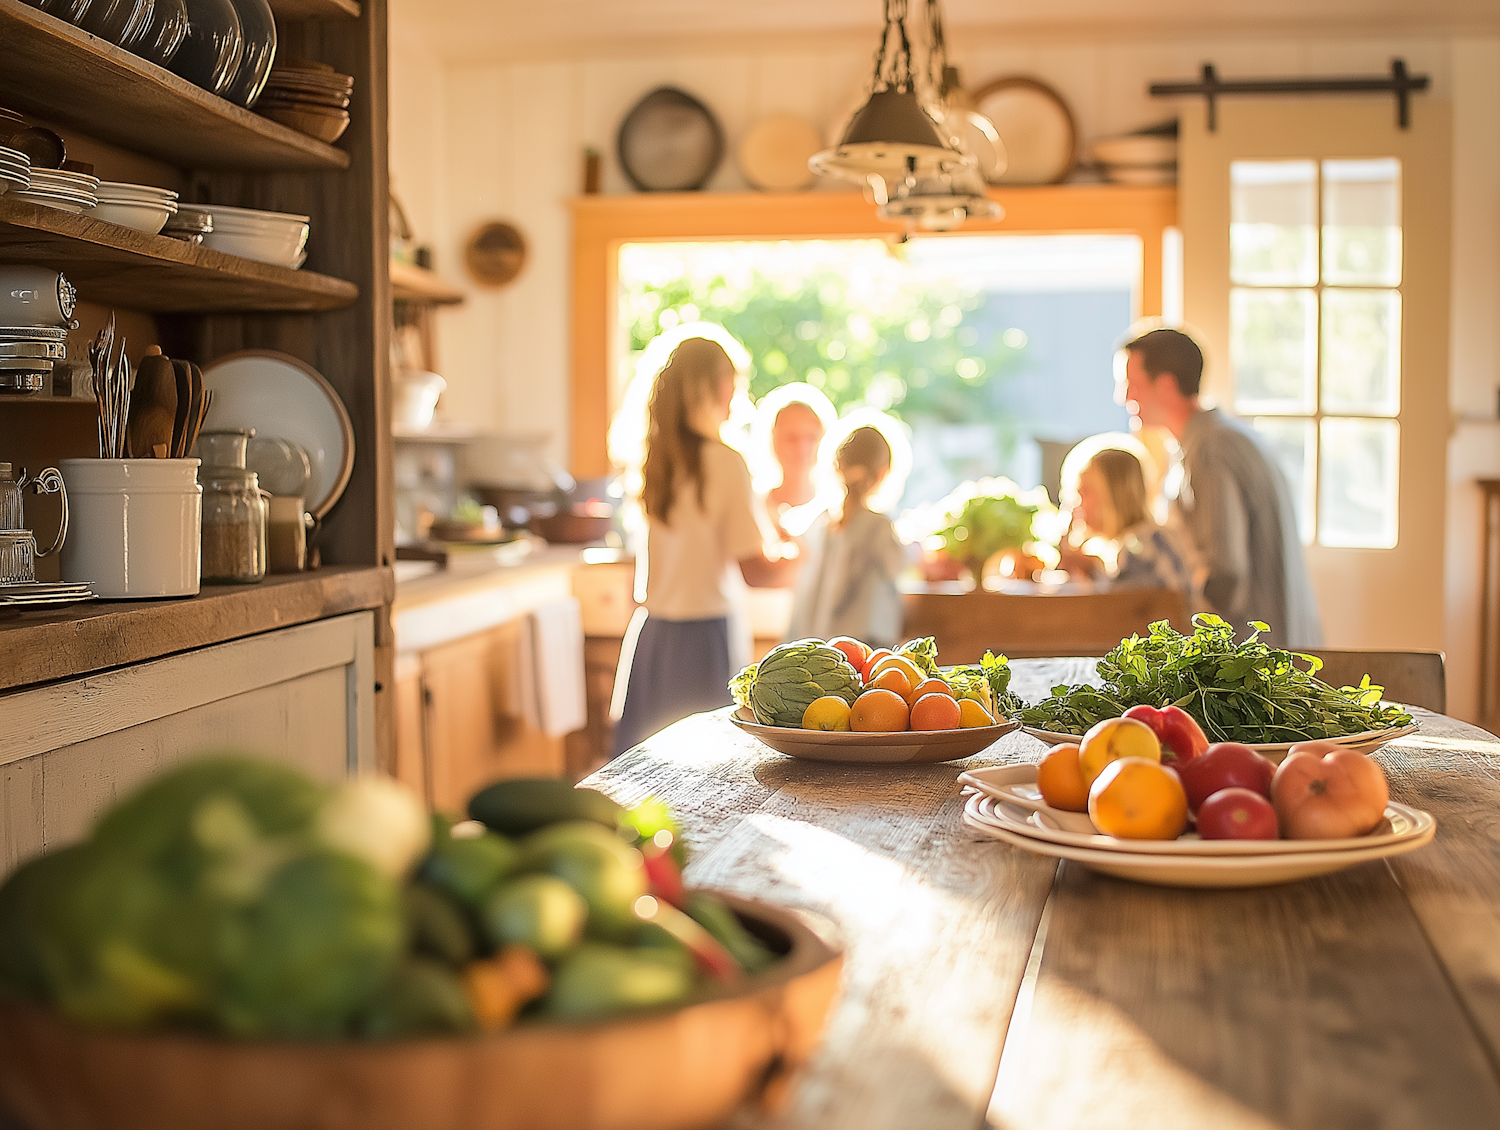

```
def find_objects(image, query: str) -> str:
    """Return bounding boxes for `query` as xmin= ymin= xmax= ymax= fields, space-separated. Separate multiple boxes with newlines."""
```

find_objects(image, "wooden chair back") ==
xmin=901 ymin=587 xmax=1192 ymax=663
xmin=1299 ymin=649 xmax=1446 ymax=714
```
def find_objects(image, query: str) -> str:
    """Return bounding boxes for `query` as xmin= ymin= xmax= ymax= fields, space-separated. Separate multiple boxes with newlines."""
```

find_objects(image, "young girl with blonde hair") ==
xmin=611 ymin=332 xmax=792 ymax=756
xmin=786 ymin=414 xmax=910 ymax=648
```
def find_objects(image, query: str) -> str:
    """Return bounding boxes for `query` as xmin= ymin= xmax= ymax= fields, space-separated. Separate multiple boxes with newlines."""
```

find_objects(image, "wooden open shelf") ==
xmin=0 ymin=0 xmax=350 ymax=171
xmin=0 ymin=196 xmax=358 ymax=312
xmin=390 ymin=260 xmax=465 ymax=305
xmin=0 ymin=565 xmax=393 ymax=693
xmin=269 ymin=0 xmax=360 ymax=18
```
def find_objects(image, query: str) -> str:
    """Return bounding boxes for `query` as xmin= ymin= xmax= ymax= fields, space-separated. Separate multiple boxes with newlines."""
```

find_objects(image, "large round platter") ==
xmin=1019 ymin=721 xmax=1419 ymax=763
xmin=963 ymin=792 xmax=1433 ymax=888
xmin=959 ymin=764 xmax=1434 ymax=857
xmin=0 ymin=896 xmax=841 ymax=1130
xmin=201 ymin=350 xmax=354 ymax=519
xmin=732 ymin=706 xmax=1018 ymax=764
xmin=970 ymin=76 xmax=1076 ymax=185
xmin=617 ymin=86 xmax=724 ymax=192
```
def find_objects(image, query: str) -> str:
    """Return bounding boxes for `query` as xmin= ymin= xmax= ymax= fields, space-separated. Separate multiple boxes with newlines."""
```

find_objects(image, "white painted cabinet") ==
xmin=0 ymin=612 xmax=376 ymax=877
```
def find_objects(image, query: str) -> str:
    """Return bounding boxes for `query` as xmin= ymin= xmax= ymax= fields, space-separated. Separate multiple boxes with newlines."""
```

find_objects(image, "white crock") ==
xmin=58 ymin=459 xmax=202 ymax=598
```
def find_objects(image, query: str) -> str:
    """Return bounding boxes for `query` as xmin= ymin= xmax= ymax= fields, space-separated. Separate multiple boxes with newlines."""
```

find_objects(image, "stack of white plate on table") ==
xmin=0 ymin=580 xmax=95 ymax=610
xmin=0 ymin=145 xmax=30 ymax=195
xmin=958 ymin=763 xmax=1437 ymax=889
xmin=92 ymin=181 xmax=180 ymax=235
xmin=0 ymin=325 xmax=68 ymax=395
xmin=201 ymin=204 xmax=310 ymax=268
xmin=1089 ymin=133 xmax=1178 ymax=185
xmin=13 ymin=167 xmax=99 ymax=214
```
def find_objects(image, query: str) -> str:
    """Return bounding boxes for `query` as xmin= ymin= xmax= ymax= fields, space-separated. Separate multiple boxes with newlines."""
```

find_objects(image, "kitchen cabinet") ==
xmin=0 ymin=611 xmax=375 ymax=875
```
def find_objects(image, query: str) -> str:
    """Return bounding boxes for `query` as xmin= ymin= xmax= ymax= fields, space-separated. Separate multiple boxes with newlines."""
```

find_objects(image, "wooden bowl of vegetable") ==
xmin=0 ymin=895 xmax=841 ymax=1130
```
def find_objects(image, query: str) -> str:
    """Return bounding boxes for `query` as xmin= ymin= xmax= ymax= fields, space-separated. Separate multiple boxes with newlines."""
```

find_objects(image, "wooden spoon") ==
xmin=170 ymin=357 xmax=193 ymax=458
xmin=127 ymin=346 xmax=177 ymax=459
xmin=183 ymin=363 xmax=208 ymax=455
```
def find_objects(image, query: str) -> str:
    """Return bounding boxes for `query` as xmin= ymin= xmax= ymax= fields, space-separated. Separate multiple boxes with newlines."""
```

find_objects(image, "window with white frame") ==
xmin=1229 ymin=158 xmax=1402 ymax=549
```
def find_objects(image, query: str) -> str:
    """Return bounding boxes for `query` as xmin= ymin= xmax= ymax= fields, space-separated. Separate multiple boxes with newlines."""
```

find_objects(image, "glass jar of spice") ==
xmin=201 ymin=467 xmax=267 ymax=583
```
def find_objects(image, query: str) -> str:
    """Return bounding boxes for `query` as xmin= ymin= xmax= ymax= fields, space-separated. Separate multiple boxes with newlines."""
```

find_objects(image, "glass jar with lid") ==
xmin=201 ymin=467 xmax=267 ymax=583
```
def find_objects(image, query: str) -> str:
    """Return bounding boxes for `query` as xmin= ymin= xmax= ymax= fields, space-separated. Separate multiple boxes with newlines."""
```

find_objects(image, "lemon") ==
xmin=958 ymin=699 xmax=995 ymax=728
xmin=802 ymin=696 xmax=852 ymax=731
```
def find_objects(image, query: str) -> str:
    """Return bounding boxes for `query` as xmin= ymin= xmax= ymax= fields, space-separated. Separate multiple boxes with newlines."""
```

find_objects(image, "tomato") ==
xmin=1196 ymin=787 xmax=1278 ymax=840
xmin=828 ymin=636 xmax=870 ymax=673
xmin=1270 ymin=742 xmax=1389 ymax=840
xmin=1175 ymin=742 xmax=1276 ymax=814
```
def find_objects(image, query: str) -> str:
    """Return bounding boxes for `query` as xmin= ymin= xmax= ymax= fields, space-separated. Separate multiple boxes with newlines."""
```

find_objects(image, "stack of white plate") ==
xmin=13 ymin=167 xmax=100 ymax=214
xmin=92 ymin=181 xmax=180 ymax=235
xmin=0 ymin=580 xmax=96 ymax=608
xmin=0 ymin=145 xmax=30 ymax=196
xmin=958 ymin=764 xmax=1436 ymax=888
xmin=201 ymin=204 xmax=310 ymax=268
xmin=1089 ymin=133 xmax=1178 ymax=185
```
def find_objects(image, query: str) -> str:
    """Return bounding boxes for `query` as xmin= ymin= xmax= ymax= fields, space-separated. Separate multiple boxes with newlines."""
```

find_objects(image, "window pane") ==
xmin=1252 ymin=417 xmax=1315 ymax=545
xmin=1231 ymin=288 xmax=1317 ymax=414
xmin=1323 ymin=158 xmax=1401 ymax=286
xmin=1321 ymin=289 xmax=1400 ymax=416
xmin=1231 ymin=160 xmax=1318 ymax=286
xmin=1318 ymin=418 xmax=1398 ymax=548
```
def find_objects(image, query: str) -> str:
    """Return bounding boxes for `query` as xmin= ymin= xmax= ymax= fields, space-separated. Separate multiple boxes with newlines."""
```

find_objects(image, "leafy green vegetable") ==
xmin=1018 ymin=615 xmax=1414 ymax=742
xmin=729 ymin=662 xmax=757 ymax=710
xmin=930 ymin=479 xmax=1052 ymax=575
xmin=896 ymin=637 xmax=939 ymax=676
xmin=941 ymin=650 xmax=1024 ymax=720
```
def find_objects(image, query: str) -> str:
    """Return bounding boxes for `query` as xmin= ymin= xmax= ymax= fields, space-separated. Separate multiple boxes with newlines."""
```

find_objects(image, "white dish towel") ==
xmin=519 ymin=596 xmax=588 ymax=738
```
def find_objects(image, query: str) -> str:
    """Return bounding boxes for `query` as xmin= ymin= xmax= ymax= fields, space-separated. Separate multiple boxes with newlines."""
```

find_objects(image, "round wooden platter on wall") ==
xmin=464 ymin=221 xmax=528 ymax=287
xmin=971 ymin=75 xmax=1078 ymax=185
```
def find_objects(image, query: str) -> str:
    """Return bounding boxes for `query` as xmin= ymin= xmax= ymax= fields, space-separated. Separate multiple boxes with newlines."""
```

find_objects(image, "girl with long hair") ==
xmin=611 ymin=332 xmax=792 ymax=755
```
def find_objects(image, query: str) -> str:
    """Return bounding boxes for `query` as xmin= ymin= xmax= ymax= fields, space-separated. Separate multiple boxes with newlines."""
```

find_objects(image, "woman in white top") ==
xmin=612 ymin=334 xmax=792 ymax=756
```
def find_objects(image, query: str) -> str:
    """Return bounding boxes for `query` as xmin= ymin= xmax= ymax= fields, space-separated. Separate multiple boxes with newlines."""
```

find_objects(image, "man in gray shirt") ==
xmin=1119 ymin=328 xmax=1323 ymax=647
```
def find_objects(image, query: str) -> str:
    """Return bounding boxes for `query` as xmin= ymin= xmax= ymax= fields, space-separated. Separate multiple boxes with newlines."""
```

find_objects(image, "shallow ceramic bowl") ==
xmin=260 ymin=104 xmax=350 ymax=143
xmin=202 ymin=225 xmax=308 ymax=267
xmin=1089 ymin=134 xmax=1178 ymax=166
xmin=0 ymin=896 xmax=843 ymax=1130
xmin=732 ymin=706 xmax=1020 ymax=764
xmin=90 ymin=199 xmax=175 ymax=234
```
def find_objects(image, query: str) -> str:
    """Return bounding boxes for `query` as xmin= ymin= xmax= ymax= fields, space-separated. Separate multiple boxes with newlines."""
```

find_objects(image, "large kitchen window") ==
xmin=615 ymin=234 xmax=1140 ymax=510
xmin=1230 ymin=158 xmax=1403 ymax=548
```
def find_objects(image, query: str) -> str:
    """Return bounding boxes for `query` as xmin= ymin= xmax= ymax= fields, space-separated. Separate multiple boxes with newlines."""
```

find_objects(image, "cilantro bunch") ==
xmin=1019 ymin=615 xmax=1414 ymax=742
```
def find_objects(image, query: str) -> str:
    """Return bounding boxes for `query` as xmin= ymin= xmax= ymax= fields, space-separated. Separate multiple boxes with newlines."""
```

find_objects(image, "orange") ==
xmin=910 ymin=692 xmax=961 ymax=731
xmin=958 ymin=699 xmax=995 ymax=728
xmin=1077 ymin=716 xmax=1161 ymax=790
xmin=828 ymin=636 xmax=871 ymax=673
xmin=860 ymin=648 xmax=894 ymax=680
xmin=912 ymin=677 xmax=951 ymax=701
xmin=868 ymin=667 xmax=915 ymax=703
xmin=1088 ymin=757 xmax=1189 ymax=840
xmin=1036 ymin=743 xmax=1088 ymax=812
xmin=802 ymin=695 xmax=851 ymax=731
xmin=868 ymin=654 xmax=924 ymax=692
xmin=850 ymin=688 xmax=910 ymax=732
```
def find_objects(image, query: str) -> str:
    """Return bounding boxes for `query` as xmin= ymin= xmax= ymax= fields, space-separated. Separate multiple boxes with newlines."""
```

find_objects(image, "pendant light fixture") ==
xmin=812 ymin=0 xmax=1003 ymax=232
xmin=807 ymin=0 xmax=969 ymax=187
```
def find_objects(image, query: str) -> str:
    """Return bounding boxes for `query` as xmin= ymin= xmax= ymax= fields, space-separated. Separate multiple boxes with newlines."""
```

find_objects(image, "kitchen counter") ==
xmin=585 ymin=658 xmax=1500 ymax=1129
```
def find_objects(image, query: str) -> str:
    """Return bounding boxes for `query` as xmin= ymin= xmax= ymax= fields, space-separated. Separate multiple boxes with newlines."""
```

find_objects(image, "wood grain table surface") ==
xmin=586 ymin=659 xmax=1500 ymax=1130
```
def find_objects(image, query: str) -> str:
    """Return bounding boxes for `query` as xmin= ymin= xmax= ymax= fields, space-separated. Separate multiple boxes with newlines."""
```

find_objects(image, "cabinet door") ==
xmin=421 ymin=620 xmax=565 ymax=812
xmin=393 ymin=652 xmax=429 ymax=806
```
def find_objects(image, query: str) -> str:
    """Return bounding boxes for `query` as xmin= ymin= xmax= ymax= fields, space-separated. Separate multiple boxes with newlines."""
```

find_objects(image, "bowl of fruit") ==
xmin=728 ymin=636 xmax=1021 ymax=764
xmin=960 ymin=710 xmax=1435 ymax=888
xmin=0 ymin=764 xmax=842 ymax=1130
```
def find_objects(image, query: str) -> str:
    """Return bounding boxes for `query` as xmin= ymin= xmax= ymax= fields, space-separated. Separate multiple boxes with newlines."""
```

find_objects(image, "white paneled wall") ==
xmin=389 ymin=27 xmax=1500 ymax=720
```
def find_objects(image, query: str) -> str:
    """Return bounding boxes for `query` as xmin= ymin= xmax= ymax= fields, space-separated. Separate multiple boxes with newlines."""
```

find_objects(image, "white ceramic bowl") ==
xmin=91 ymin=199 xmax=175 ymax=234
xmin=392 ymin=368 xmax=446 ymax=430
xmin=202 ymin=227 xmax=308 ymax=267
xmin=96 ymin=181 xmax=180 ymax=203
xmin=12 ymin=192 xmax=89 ymax=214
xmin=206 ymin=203 xmax=311 ymax=226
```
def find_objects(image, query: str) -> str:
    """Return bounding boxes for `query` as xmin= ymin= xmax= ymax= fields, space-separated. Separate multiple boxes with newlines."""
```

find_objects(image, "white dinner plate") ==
xmin=1019 ymin=722 xmax=1420 ymax=763
xmin=958 ymin=764 xmax=1433 ymax=856
xmin=732 ymin=706 xmax=1019 ymax=764
xmin=201 ymin=350 xmax=354 ymax=519
xmin=962 ymin=793 xmax=1435 ymax=888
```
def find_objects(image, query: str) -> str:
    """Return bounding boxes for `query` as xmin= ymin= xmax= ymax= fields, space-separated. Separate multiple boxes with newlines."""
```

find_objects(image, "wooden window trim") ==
xmin=568 ymin=185 xmax=1178 ymax=478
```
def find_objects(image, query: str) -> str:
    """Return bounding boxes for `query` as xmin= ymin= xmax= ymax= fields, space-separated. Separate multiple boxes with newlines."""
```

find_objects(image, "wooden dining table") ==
xmin=586 ymin=658 xmax=1500 ymax=1130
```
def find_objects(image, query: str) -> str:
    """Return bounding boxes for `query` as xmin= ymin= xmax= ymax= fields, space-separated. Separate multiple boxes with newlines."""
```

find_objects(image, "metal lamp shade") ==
xmin=809 ymin=89 xmax=968 ymax=181
xmin=877 ymin=166 xmax=1002 ymax=232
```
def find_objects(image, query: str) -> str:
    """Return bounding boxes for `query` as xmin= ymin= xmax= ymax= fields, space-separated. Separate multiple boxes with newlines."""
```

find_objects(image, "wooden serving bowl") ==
xmin=732 ymin=707 xmax=1020 ymax=764
xmin=0 ymin=898 xmax=842 ymax=1130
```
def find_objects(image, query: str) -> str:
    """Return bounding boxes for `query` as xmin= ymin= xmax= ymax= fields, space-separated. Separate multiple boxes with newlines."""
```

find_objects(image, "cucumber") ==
xmin=468 ymin=778 xmax=623 ymax=838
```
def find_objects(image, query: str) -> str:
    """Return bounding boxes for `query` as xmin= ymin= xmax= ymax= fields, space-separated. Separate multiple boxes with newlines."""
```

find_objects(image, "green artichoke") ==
xmin=748 ymin=640 xmax=862 ymax=727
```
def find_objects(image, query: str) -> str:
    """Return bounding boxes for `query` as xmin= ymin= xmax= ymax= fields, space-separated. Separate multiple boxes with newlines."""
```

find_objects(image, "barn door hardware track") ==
xmin=1149 ymin=59 xmax=1428 ymax=130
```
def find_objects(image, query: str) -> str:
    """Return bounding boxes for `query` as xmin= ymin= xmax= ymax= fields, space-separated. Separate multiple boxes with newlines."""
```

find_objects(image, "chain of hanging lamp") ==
xmin=870 ymin=0 xmax=916 ymax=94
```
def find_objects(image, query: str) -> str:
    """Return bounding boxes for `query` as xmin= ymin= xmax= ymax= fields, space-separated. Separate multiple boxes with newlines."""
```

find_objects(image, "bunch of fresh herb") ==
xmin=1018 ymin=615 xmax=1414 ymax=742
xmin=943 ymin=650 xmax=1026 ymax=720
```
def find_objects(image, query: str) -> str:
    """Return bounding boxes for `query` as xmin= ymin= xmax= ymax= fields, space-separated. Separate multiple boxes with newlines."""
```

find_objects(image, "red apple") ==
xmin=1122 ymin=704 xmax=1209 ymax=765
xmin=1196 ymin=787 xmax=1279 ymax=840
xmin=1174 ymin=742 xmax=1276 ymax=814
xmin=1271 ymin=742 xmax=1389 ymax=840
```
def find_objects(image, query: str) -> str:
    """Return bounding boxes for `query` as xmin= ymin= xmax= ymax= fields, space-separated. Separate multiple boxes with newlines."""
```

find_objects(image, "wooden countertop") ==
xmin=0 ymin=565 xmax=391 ymax=693
xmin=586 ymin=658 xmax=1500 ymax=1129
